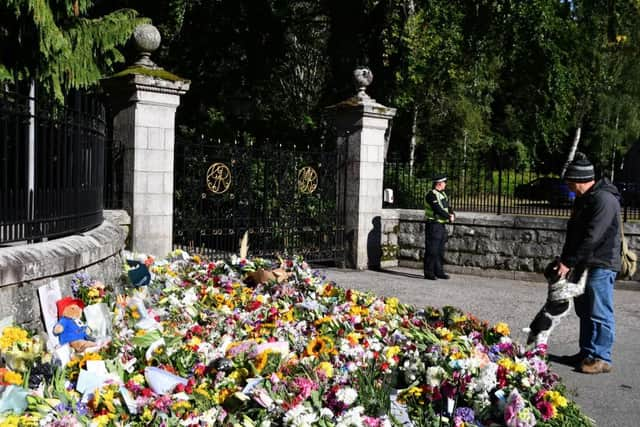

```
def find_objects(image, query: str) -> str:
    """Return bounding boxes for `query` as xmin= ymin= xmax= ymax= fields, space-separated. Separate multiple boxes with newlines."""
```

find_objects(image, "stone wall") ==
xmin=0 ymin=210 xmax=129 ymax=331
xmin=382 ymin=209 xmax=640 ymax=281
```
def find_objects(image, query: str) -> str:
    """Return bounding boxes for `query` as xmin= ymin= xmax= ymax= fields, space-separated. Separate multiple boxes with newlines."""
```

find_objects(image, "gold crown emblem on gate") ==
xmin=206 ymin=162 xmax=232 ymax=194
xmin=297 ymin=166 xmax=318 ymax=194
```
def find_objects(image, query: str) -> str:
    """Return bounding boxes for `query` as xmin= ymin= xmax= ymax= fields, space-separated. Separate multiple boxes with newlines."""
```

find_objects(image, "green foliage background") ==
xmin=3 ymin=0 xmax=640 ymax=174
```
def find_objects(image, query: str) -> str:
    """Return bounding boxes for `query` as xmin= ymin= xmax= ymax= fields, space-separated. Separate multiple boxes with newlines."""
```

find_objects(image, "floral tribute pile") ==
xmin=0 ymin=251 xmax=593 ymax=427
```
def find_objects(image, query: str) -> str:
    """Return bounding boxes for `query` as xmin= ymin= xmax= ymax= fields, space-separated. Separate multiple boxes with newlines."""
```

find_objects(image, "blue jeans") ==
xmin=574 ymin=268 xmax=616 ymax=363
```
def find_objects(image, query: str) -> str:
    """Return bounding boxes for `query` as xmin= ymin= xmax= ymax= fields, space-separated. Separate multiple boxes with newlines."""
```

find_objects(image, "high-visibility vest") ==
xmin=424 ymin=189 xmax=450 ymax=223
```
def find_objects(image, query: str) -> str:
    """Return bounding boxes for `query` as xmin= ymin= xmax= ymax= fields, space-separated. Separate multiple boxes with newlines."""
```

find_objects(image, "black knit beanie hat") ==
xmin=564 ymin=152 xmax=595 ymax=182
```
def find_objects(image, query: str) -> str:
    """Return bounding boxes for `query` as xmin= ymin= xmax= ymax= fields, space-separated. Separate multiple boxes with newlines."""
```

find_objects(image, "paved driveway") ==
xmin=319 ymin=267 xmax=640 ymax=427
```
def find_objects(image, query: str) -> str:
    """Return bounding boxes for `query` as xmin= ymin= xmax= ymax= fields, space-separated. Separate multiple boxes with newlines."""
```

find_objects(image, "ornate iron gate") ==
xmin=173 ymin=133 xmax=346 ymax=264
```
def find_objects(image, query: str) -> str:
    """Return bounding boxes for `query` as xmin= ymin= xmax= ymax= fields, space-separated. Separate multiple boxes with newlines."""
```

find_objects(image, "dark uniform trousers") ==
xmin=424 ymin=221 xmax=447 ymax=277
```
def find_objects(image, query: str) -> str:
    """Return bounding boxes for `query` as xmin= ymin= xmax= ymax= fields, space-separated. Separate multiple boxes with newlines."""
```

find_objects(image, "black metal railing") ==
xmin=104 ymin=137 xmax=124 ymax=210
xmin=0 ymin=86 xmax=106 ymax=244
xmin=384 ymin=152 xmax=640 ymax=222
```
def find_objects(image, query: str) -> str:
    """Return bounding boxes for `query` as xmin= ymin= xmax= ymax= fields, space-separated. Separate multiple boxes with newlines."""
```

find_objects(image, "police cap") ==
xmin=432 ymin=174 xmax=447 ymax=183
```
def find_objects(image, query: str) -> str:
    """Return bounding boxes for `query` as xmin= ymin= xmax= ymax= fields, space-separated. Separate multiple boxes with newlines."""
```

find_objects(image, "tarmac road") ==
xmin=319 ymin=266 xmax=640 ymax=427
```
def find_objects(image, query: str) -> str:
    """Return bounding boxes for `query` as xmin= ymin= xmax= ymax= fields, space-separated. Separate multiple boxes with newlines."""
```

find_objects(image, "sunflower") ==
xmin=253 ymin=350 xmax=272 ymax=373
xmin=305 ymin=336 xmax=334 ymax=357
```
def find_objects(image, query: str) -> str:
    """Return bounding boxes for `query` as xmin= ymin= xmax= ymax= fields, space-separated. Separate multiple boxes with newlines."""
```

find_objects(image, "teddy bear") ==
xmin=53 ymin=296 xmax=96 ymax=352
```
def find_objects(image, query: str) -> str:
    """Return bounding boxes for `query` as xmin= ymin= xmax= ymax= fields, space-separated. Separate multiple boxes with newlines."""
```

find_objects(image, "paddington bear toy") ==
xmin=53 ymin=296 xmax=96 ymax=352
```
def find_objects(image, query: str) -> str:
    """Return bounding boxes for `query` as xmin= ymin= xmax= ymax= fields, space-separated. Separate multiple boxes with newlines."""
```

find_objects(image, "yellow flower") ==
xmin=384 ymin=297 xmax=399 ymax=314
xmin=215 ymin=387 xmax=235 ymax=404
xmin=435 ymin=327 xmax=454 ymax=341
xmin=0 ymin=327 xmax=28 ymax=351
xmin=92 ymin=414 xmax=111 ymax=427
xmin=317 ymin=361 xmax=334 ymax=378
xmin=253 ymin=350 xmax=272 ymax=373
xmin=213 ymin=294 xmax=226 ymax=307
xmin=349 ymin=305 xmax=369 ymax=317
xmin=452 ymin=314 xmax=467 ymax=323
xmin=451 ymin=350 xmax=466 ymax=360
xmin=131 ymin=373 xmax=145 ymax=385
xmin=188 ymin=336 xmax=202 ymax=347
xmin=384 ymin=346 xmax=401 ymax=360
xmin=346 ymin=332 xmax=362 ymax=346
xmin=228 ymin=368 xmax=248 ymax=383
xmin=314 ymin=315 xmax=334 ymax=326
xmin=397 ymin=386 xmax=422 ymax=404
xmin=69 ymin=352 xmax=102 ymax=370
xmin=306 ymin=336 xmax=334 ymax=357
xmin=0 ymin=415 xmax=21 ymax=427
xmin=171 ymin=400 xmax=192 ymax=413
xmin=141 ymin=407 xmax=153 ymax=423
xmin=194 ymin=384 xmax=211 ymax=399
xmin=494 ymin=322 xmax=510 ymax=336
xmin=498 ymin=358 xmax=514 ymax=370
xmin=545 ymin=390 xmax=568 ymax=408
xmin=282 ymin=310 xmax=294 ymax=322
xmin=513 ymin=362 xmax=527 ymax=373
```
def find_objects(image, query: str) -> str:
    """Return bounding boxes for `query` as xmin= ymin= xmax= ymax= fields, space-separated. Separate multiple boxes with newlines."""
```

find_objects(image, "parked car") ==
xmin=514 ymin=177 xmax=576 ymax=206
xmin=615 ymin=181 xmax=640 ymax=207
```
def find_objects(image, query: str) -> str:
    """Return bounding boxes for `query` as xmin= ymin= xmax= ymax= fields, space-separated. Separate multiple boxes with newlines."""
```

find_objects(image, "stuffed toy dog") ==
xmin=526 ymin=260 xmax=588 ymax=347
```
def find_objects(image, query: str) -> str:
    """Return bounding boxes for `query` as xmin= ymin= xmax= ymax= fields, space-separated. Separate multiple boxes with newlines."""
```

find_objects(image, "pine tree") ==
xmin=0 ymin=0 xmax=148 ymax=100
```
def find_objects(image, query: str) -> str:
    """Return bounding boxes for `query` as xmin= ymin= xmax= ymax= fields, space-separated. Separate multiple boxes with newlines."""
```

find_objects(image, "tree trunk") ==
xmin=561 ymin=126 xmax=582 ymax=178
xmin=611 ymin=114 xmax=619 ymax=181
xmin=409 ymin=106 xmax=418 ymax=177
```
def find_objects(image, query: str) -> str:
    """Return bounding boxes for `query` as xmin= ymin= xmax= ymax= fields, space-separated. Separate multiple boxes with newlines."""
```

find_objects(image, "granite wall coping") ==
xmin=0 ymin=211 xmax=129 ymax=287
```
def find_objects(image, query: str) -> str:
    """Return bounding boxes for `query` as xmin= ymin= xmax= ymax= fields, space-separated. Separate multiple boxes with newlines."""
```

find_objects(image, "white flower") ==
xmin=283 ymin=404 xmax=319 ymax=427
xmin=335 ymin=387 xmax=358 ymax=405
xmin=369 ymin=341 xmax=383 ymax=352
xmin=473 ymin=362 xmax=498 ymax=394
xmin=319 ymin=408 xmax=334 ymax=419
xmin=426 ymin=366 xmax=447 ymax=387
xmin=336 ymin=406 xmax=365 ymax=427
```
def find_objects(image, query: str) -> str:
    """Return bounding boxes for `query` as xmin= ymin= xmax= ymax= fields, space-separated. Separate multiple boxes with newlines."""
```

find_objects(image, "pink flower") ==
xmin=504 ymin=389 xmax=537 ymax=427
xmin=291 ymin=377 xmax=318 ymax=400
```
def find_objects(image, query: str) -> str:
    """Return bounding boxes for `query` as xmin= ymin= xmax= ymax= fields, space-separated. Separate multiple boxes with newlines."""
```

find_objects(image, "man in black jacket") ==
xmin=557 ymin=153 xmax=621 ymax=374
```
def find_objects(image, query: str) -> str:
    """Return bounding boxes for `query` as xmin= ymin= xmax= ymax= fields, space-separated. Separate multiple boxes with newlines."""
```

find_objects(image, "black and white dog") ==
xmin=526 ymin=260 xmax=588 ymax=347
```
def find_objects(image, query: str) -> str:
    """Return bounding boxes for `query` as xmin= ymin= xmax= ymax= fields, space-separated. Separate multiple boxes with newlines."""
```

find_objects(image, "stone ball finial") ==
xmin=132 ymin=24 xmax=161 ymax=68
xmin=353 ymin=67 xmax=373 ymax=99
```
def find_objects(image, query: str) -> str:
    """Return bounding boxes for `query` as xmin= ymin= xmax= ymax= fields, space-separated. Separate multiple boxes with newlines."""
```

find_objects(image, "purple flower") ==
xmin=455 ymin=406 xmax=475 ymax=422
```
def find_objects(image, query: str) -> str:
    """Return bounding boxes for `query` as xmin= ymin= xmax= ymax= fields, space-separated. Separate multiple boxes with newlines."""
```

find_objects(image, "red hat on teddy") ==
xmin=56 ymin=296 xmax=85 ymax=318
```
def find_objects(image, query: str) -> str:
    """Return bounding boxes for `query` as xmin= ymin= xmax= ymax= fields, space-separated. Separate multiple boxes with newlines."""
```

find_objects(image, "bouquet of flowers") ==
xmin=71 ymin=272 xmax=110 ymax=306
xmin=0 ymin=325 xmax=43 ymax=373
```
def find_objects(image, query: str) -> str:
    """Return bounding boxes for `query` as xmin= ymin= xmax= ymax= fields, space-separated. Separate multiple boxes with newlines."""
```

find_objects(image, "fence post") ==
xmin=326 ymin=68 xmax=396 ymax=270
xmin=497 ymin=156 xmax=503 ymax=215
xmin=101 ymin=24 xmax=190 ymax=257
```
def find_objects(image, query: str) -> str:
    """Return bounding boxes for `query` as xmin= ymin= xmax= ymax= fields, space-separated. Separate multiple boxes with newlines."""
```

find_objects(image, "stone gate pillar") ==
xmin=101 ymin=24 xmax=190 ymax=257
xmin=328 ymin=68 xmax=396 ymax=269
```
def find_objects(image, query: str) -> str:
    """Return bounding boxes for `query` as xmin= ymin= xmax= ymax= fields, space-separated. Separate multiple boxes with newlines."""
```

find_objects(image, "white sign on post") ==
xmin=38 ymin=280 xmax=62 ymax=349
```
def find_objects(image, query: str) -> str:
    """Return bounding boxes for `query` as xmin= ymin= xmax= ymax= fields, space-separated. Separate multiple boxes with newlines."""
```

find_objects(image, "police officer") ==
xmin=424 ymin=174 xmax=455 ymax=280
